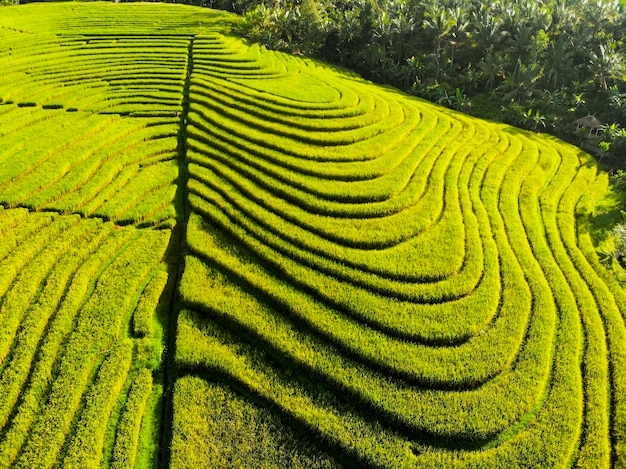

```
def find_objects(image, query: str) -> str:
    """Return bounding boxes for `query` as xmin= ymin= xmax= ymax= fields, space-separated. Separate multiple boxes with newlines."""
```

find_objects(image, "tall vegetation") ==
xmin=236 ymin=0 xmax=626 ymax=154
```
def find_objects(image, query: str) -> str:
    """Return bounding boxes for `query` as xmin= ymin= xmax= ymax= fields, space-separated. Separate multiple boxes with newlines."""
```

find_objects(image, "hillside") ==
xmin=0 ymin=3 xmax=625 ymax=468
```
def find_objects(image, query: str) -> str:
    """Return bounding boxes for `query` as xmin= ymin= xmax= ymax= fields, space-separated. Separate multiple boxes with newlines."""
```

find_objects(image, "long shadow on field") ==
xmin=158 ymin=36 xmax=195 ymax=469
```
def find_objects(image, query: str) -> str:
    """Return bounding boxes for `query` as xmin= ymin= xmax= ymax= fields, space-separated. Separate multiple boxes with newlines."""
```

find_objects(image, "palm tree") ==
xmin=423 ymin=3 xmax=455 ymax=72
xmin=470 ymin=7 xmax=504 ymax=56
xmin=478 ymin=51 xmax=509 ymax=91
xmin=493 ymin=0 xmax=520 ymax=38
xmin=588 ymin=42 xmax=624 ymax=91
xmin=505 ymin=24 xmax=535 ymax=65
xmin=386 ymin=0 xmax=417 ymax=60
xmin=498 ymin=59 xmax=544 ymax=103
xmin=583 ymin=0 xmax=621 ymax=37
xmin=543 ymin=35 xmax=575 ymax=88
xmin=549 ymin=0 xmax=576 ymax=34
xmin=445 ymin=4 xmax=469 ymax=69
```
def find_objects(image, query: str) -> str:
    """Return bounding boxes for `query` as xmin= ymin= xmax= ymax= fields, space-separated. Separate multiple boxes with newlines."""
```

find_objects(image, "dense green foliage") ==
xmin=235 ymin=0 xmax=626 ymax=157
xmin=1 ymin=2 xmax=626 ymax=468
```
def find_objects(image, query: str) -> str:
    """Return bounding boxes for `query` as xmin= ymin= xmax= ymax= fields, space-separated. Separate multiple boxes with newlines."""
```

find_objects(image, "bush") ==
xmin=610 ymin=169 xmax=626 ymax=192
xmin=613 ymin=223 xmax=626 ymax=264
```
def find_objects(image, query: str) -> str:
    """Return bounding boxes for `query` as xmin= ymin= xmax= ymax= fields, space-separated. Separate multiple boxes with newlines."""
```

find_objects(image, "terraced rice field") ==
xmin=1 ymin=2 xmax=625 ymax=468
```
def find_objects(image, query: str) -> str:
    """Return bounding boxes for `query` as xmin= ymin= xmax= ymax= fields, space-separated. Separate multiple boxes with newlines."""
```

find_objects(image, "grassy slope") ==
xmin=0 ymin=3 xmax=625 ymax=468
xmin=0 ymin=3 xmax=230 ymax=468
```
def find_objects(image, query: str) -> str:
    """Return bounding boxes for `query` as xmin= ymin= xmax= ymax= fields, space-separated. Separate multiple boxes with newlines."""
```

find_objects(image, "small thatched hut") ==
xmin=574 ymin=115 xmax=604 ymax=137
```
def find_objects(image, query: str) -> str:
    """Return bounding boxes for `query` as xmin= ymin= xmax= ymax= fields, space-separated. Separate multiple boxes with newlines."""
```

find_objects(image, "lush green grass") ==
xmin=1 ymin=2 xmax=626 ymax=468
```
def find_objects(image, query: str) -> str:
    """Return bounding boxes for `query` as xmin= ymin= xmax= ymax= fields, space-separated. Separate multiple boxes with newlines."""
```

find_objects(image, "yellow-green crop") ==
xmin=0 ymin=2 xmax=624 ymax=468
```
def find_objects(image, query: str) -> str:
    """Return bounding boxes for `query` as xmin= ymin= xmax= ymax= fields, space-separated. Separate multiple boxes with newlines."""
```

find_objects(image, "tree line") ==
xmin=231 ymin=0 xmax=626 ymax=162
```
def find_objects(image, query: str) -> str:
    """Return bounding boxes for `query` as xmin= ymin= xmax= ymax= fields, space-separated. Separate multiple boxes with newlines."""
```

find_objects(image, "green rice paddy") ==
xmin=0 ymin=3 xmax=625 ymax=467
